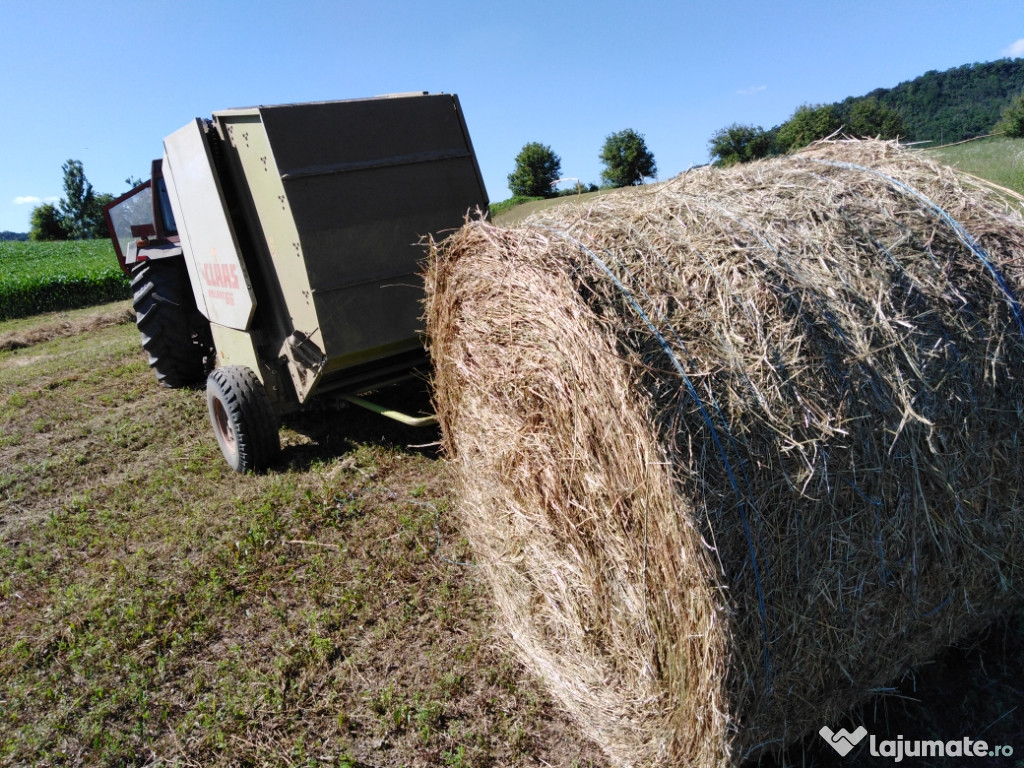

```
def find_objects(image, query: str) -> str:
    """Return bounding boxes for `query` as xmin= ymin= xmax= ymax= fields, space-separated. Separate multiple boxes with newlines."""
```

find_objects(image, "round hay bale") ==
xmin=424 ymin=140 xmax=1024 ymax=767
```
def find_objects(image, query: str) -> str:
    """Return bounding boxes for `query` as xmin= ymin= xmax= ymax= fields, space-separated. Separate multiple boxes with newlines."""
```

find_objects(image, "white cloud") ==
xmin=1004 ymin=38 xmax=1024 ymax=57
xmin=737 ymin=85 xmax=767 ymax=96
xmin=13 ymin=195 xmax=58 ymax=205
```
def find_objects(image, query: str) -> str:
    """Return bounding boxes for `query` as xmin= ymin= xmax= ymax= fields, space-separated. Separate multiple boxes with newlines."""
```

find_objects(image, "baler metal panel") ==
xmin=209 ymin=94 xmax=487 ymax=402
xmin=236 ymin=96 xmax=485 ymax=375
xmin=161 ymin=119 xmax=257 ymax=331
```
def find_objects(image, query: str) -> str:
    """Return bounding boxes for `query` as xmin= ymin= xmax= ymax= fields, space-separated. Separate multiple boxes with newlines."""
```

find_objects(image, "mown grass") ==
xmin=490 ymin=189 xmax=615 ymax=226
xmin=0 ymin=303 xmax=604 ymax=767
xmin=925 ymin=135 xmax=1024 ymax=199
xmin=0 ymin=240 xmax=129 ymax=321
xmin=487 ymin=195 xmax=542 ymax=219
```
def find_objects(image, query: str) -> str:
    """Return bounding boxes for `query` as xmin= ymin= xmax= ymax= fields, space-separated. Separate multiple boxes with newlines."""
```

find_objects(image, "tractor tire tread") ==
xmin=130 ymin=259 xmax=211 ymax=388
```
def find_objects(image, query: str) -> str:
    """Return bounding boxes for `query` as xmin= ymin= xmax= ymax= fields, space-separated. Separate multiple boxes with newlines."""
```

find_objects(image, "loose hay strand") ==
xmin=424 ymin=139 xmax=1024 ymax=768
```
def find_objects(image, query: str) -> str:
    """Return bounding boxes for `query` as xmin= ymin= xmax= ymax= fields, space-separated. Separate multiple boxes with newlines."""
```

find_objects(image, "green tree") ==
xmin=90 ymin=192 xmax=114 ymax=239
xmin=58 ymin=159 xmax=98 ymax=239
xmin=708 ymin=123 xmax=775 ymax=166
xmin=846 ymin=98 xmax=906 ymax=139
xmin=996 ymin=92 xmax=1024 ymax=137
xmin=507 ymin=142 xmax=562 ymax=198
xmin=776 ymin=104 xmax=841 ymax=152
xmin=29 ymin=203 xmax=68 ymax=241
xmin=599 ymin=129 xmax=657 ymax=187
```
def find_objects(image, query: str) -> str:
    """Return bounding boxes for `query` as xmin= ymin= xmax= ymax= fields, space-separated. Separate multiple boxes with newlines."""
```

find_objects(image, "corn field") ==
xmin=0 ymin=240 xmax=129 ymax=321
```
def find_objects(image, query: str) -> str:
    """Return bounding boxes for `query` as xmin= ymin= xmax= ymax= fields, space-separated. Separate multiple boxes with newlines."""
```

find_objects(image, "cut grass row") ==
xmin=0 ymin=240 xmax=129 ymax=321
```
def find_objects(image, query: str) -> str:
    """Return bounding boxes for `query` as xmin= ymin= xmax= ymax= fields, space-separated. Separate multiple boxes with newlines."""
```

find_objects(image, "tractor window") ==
xmin=155 ymin=177 xmax=177 ymax=235
xmin=105 ymin=184 xmax=154 ymax=266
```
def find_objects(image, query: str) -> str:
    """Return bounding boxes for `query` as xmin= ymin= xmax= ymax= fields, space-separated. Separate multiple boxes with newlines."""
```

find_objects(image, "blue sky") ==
xmin=1 ymin=0 xmax=1022 ymax=233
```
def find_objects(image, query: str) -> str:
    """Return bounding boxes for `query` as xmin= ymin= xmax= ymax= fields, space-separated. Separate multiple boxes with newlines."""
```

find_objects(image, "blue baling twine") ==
xmin=805 ymin=158 xmax=1024 ymax=340
xmin=535 ymin=222 xmax=774 ymax=689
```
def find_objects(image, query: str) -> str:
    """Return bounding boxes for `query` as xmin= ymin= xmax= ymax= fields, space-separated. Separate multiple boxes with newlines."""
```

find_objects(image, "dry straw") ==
xmin=424 ymin=140 xmax=1024 ymax=767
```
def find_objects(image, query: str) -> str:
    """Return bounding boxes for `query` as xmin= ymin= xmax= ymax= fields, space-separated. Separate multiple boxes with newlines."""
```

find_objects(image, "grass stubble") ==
xmin=0 ymin=302 xmax=604 ymax=767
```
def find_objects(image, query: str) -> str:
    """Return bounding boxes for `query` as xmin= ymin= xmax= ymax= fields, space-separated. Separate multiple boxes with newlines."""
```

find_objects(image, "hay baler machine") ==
xmin=103 ymin=93 xmax=488 ymax=472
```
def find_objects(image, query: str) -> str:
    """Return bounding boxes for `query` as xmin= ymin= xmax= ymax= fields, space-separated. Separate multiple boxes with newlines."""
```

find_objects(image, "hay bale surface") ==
xmin=424 ymin=140 xmax=1024 ymax=767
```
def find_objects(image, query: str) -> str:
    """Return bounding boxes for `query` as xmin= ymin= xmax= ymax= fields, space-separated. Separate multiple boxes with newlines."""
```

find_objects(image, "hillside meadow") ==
xmin=926 ymin=135 xmax=1024 ymax=203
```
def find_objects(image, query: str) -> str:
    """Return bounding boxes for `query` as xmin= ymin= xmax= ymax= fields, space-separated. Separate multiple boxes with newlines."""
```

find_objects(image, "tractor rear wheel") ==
xmin=206 ymin=365 xmax=281 ymax=473
xmin=131 ymin=258 xmax=212 ymax=388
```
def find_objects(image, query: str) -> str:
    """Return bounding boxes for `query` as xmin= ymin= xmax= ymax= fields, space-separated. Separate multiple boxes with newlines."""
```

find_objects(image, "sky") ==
xmin=1 ymin=0 xmax=1023 ymax=233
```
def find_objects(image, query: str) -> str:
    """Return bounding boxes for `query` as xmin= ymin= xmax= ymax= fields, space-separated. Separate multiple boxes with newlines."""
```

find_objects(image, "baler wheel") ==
xmin=206 ymin=365 xmax=281 ymax=473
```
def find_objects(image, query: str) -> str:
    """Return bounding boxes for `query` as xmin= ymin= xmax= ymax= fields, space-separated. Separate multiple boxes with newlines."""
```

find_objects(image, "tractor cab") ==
xmin=103 ymin=160 xmax=180 ymax=277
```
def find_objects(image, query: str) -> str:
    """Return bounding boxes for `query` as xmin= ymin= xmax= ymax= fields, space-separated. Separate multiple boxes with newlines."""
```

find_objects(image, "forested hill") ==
xmin=840 ymin=58 xmax=1024 ymax=144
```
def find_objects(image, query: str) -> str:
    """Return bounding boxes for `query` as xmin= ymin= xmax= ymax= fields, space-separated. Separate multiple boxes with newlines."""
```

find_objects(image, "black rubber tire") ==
xmin=206 ymin=365 xmax=281 ymax=473
xmin=131 ymin=258 xmax=212 ymax=388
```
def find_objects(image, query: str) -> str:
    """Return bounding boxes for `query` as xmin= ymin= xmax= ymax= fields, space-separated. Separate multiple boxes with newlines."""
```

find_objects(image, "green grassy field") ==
xmin=490 ymin=189 xmax=616 ymax=225
xmin=0 ymin=240 xmax=128 ymax=321
xmin=925 ymin=135 xmax=1024 ymax=199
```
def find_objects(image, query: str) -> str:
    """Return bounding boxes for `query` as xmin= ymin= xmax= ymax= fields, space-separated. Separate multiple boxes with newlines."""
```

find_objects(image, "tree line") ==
xmin=30 ymin=60 xmax=1024 ymax=239
xmin=29 ymin=160 xmax=115 ymax=241
xmin=709 ymin=58 xmax=1024 ymax=167
xmin=506 ymin=129 xmax=657 ymax=199
xmin=707 ymin=98 xmax=908 ymax=167
xmin=863 ymin=58 xmax=1024 ymax=144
